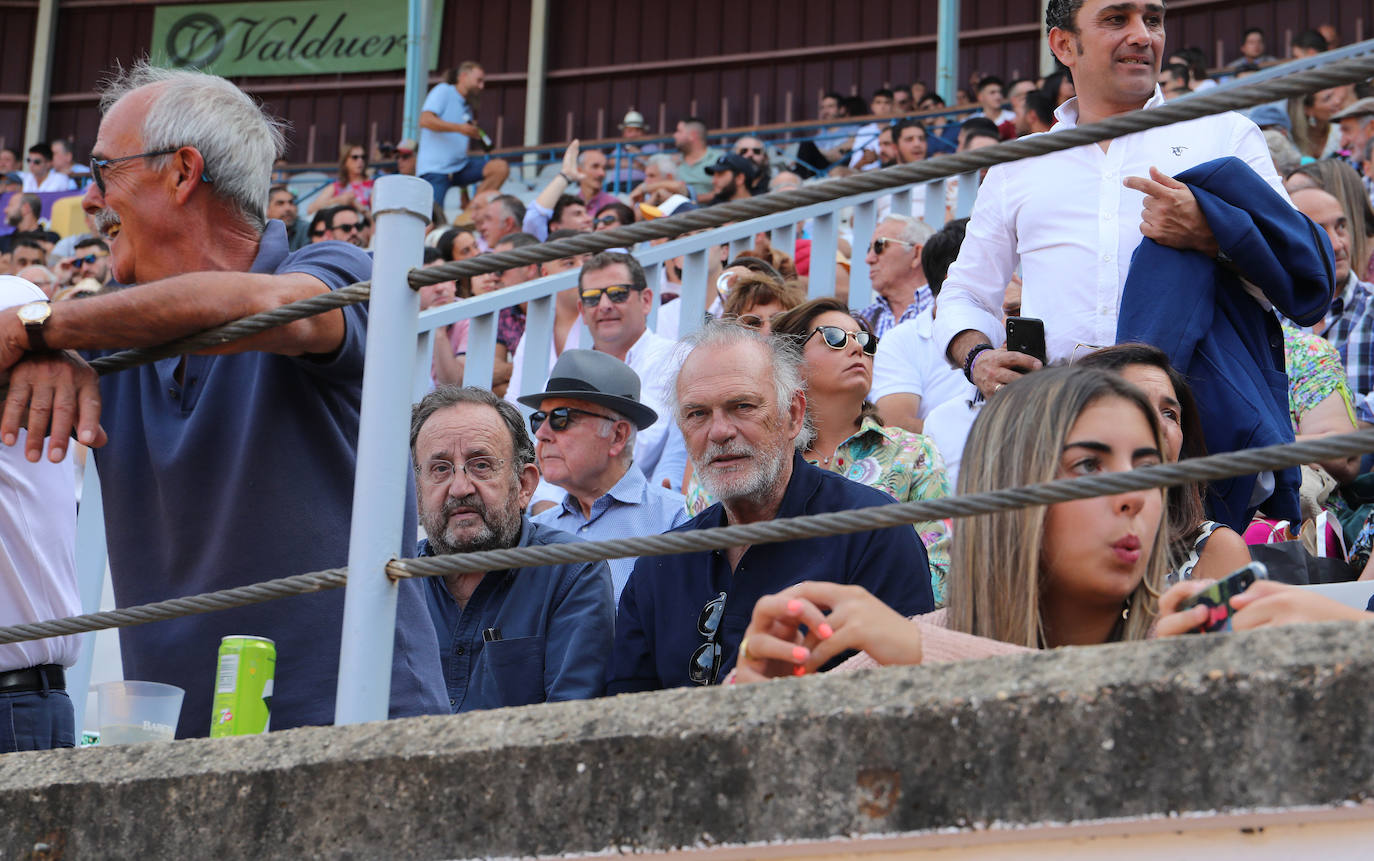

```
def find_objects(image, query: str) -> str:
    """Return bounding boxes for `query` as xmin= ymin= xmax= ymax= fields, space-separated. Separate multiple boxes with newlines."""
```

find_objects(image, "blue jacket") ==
xmin=607 ymin=454 xmax=934 ymax=693
xmin=1118 ymin=156 xmax=1335 ymax=530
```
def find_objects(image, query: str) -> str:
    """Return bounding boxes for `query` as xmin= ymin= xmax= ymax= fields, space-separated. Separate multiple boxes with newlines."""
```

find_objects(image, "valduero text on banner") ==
xmin=150 ymin=0 xmax=445 ymax=77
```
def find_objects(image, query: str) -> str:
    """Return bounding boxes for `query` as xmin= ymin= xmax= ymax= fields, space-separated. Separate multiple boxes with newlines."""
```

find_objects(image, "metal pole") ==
xmin=335 ymin=175 xmax=431 ymax=725
xmin=25 ymin=0 xmax=58 ymax=146
xmin=401 ymin=0 xmax=430 ymax=142
xmin=936 ymin=0 xmax=961 ymax=106
xmin=523 ymin=0 xmax=550 ymax=183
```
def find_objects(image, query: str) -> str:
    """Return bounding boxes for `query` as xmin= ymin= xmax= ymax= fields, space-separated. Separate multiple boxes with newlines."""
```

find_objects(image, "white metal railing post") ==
xmin=809 ymin=211 xmax=839 ymax=300
xmin=678 ymin=249 xmax=710 ymax=335
xmin=770 ymin=223 xmax=796 ymax=258
xmin=956 ymin=170 xmax=981 ymax=218
xmin=924 ymin=178 xmax=948 ymax=228
xmin=335 ymin=175 xmax=431 ymax=725
xmin=847 ymin=201 xmax=876 ymax=306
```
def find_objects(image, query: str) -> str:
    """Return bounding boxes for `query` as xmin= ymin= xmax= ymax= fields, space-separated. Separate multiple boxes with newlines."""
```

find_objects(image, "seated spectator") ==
xmin=974 ymin=76 xmax=1014 ymax=128
xmin=524 ymin=142 xmax=617 ymax=241
xmin=9 ymin=237 xmax=46 ymax=271
xmin=704 ymin=153 xmax=756 ymax=205
xmin=476 ymin=194 xmax=525 ymax=250
xmin=1015 ymin=90 xmax=1056 ymax=136
xmin=436 ymin=224 xmax=480 ymax=263
xmin=720 ymin=271 xmax=805 ymax=334
xmin=0 ymin=146 xmax=17 ymax=174
xmin=523 ymin=350 xmax=689 ymax=601
xmin=306 ymin=209 xmax=330 ymax=243
xmin=5 ymin=192 xmax=45 ymax=234
xmin=857 ymin=215 xmax=936 ymax=336
xmin=630 ymin=153 xmax=688 ymax=207
xmin=411 ymin=386 xmax=614 ymax=712
xmin=306 ymin=142 xmax=373 ymax=214
xmin=594 ymin=202 xmax=635 ymax=231
xmin=1039 ymin=70 xmax=1076 ymax=106
xmin=1332 ymin=98 xmax=1374 ymax=172
xmin=1287 ymin=161 xmax=1374 ymax=282
xmin=872 ymin=218 xmax=977 ymax=434
xmin=849 ymin=89 xmax=896 ymax=171
xmin=772 ymin=297 xmax=952 ymax=595
xmin=892 ymin=86 xmax=913 ymax=114
xmin=607 ymin=321 xmax=933 ymax=692
xmin=267 ymin=185 xmax=309 ymax=251
xmin=69 ymin=236 xmax=114 ymax=288
xmin=729 ymin=365 xmax=1169 ymax=681
xmin=1227 ymin=27 xmax=1276 ymax=71
xmin=319 ymin=205 xmax=365 ymax=247
xmin=15 ymin=264 xmax=59 ymax=297
xmin=673 ymin=117 xmax=724 ymax=200
xmin=21 ymin=143 xmax=76 ymax=192
xmin=1075 ymin=344 xmax=1252 ymax=582
xmin=734 ymin=135 xmax=772 ymax=195
xmin=1158 ymin=63 xmax=1191 ymax=100
xmin=794 ymin=91 xmax=854 ymax=178
xmin=892 ymin=119 xmax=928 ymax=165
xmin=1291 ymin=29 xmax=1329 ymax=60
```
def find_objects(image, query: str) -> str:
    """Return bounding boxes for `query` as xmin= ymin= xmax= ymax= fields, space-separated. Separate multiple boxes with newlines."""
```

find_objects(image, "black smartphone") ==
xmin=1176 ymin=561 xmax=1268 ymax=633
xmin=1005 ymin=316 xmax=1047 ymax=367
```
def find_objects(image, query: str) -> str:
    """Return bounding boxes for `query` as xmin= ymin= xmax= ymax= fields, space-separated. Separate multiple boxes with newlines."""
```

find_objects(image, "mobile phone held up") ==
xmin=1004 ymin=316 xmax=1047 ymax=369
xmin=1176 ymin=561 xmax=1268 ymax=633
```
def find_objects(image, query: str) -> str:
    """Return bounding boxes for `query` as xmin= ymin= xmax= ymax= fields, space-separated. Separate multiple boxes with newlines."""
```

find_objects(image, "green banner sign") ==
xmin=151 ymin=0 xmax=445 ymax=77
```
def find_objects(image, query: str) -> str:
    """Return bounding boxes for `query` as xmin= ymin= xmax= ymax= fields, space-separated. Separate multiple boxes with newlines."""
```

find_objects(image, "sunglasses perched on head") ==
xmin=807 ymin=324 xmax=878 ymax=355
xmin=869 ymin=237 xmax=915 ymax=255
xmin=578 ymin=284 xmax=641 ymax=307
xmin=529 ymin=406 xmax=617 ymax=433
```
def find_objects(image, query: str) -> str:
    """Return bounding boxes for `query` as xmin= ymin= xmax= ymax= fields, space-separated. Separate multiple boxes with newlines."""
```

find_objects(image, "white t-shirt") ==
xmin=0 ymin=275 xmax=81 ymax=671
xmin=21 ymin=171 xmax=76 ymax=193
xmin=922 ymin=395 xmax=982 ymax=490
xmin=871 ymin=308 xmax=976 ymax=418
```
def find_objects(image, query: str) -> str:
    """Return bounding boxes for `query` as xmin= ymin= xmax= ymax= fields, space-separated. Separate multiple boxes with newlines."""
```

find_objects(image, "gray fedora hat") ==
xmin=516 ymin=349 xmax=659 ymax=430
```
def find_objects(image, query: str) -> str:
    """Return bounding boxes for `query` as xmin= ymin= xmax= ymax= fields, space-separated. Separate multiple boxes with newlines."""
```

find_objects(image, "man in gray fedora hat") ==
xmin=522 ymin=350 xmax=688 ymax=602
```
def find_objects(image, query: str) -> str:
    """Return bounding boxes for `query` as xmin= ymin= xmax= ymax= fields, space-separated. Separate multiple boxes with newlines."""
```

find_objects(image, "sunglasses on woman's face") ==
xmin=807 ymin=324 xmax=878 ymax=355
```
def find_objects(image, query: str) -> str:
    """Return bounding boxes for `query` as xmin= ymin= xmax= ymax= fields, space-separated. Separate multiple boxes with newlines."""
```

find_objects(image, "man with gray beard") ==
xmin=606 ymin=323 xmax=932 ymax=693
xmin=412 ymin=386 xmax=614 ymax=712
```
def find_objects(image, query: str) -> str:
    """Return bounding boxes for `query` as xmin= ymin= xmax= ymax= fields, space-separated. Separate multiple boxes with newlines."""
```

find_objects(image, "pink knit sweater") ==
xmin=838 ymin=608 xmax=1030 ymax=671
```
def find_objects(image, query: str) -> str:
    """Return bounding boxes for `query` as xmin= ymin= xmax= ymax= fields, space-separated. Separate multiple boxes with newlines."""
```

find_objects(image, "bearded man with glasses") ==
xmin=606 ymin=322 xmax=931 ymax=693
xmin=412 ymin=385 xmax=614 ymax=712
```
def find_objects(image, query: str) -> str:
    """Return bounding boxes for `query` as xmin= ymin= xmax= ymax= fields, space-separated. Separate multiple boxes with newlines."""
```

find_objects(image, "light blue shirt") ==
xmin=417 ymin=82 xmax=472 ymax=176
xmin=532 ymin=465 xmax=689 ymax=602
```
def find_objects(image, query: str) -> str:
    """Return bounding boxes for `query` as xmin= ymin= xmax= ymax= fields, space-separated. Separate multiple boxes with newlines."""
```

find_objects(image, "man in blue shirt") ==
xmin=522 ymin=349 xmax=689 ymax=602
xmin=412 ymin=386 xmax=614 ymax=712
xmin=607 ymin=324 xmax=933 ymax=693
xmin=418 ymin=61 xmax=509 ymax=207
xmin=0 ymin=62 xmax=449 ymax=737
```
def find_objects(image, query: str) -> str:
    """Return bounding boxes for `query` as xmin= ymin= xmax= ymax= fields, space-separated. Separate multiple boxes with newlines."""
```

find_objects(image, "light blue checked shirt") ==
xmin=857 ymin=286 xmax=933 ymax=338
xmin=533 ymin=465 xmax=689 ymax=603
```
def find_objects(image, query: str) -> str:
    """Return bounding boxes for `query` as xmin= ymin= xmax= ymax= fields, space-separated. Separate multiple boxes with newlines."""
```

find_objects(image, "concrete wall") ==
xmin=2 ymin=621 xmax=1372 ymax=859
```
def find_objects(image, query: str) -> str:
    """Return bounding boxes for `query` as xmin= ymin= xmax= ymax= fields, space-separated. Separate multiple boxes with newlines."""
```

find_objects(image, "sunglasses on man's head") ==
xmin=578 ymin=284 xmax=641 ymax=307
xmin=529 ymin=406 xmax=617 ymax=434
xmin=869 ymin=237 xmax=915 ymax=256
xmin=807 ymin=324 xmax=878 ymax=355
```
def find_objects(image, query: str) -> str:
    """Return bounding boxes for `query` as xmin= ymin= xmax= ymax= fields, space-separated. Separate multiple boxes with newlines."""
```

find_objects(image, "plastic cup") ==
xmin=95 ymin=681 xmax=184 ymax=745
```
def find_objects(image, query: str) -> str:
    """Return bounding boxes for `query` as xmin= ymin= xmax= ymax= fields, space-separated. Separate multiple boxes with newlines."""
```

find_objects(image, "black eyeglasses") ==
xmin=689 ymin=591 xmax=727 ymax=685
xmin=808 ymin=324 xmax=878 ymax=355
xmin=578 ymin=284 xmax=642 ymax=307
xmin=529 ymin=406 xmax=617 ymax=433
xmin=869 ymin=237 xmax=915 ymax=256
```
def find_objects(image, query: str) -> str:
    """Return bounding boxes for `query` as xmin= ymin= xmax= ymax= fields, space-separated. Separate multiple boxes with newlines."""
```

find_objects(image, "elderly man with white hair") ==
xmin=630 ymin=152 xmax=689 ymax=207
xmin=856 ymin=214 xmax=937 ymax=337
xmin=523 ymin=349 xmax=688 ymax=602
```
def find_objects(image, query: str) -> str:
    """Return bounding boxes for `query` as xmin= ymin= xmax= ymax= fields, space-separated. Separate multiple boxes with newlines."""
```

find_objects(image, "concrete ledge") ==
xmin=4 ymin=622 xmax=1373 ymax=858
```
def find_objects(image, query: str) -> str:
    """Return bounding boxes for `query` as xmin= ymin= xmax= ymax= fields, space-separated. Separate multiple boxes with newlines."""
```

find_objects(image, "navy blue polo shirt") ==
xmin=421 ymin=519 xmax=614 ymax=712
xmin=92 ymin=221 xmax=448 ymax=737
xmin=607 ymin=454 xmax=933 ymax=693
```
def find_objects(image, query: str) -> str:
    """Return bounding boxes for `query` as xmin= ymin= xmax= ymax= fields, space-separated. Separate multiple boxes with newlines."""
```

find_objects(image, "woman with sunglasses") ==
xmin=307 ymin=142 xmax=373 ymax=214
xmin=774 ymin=298 xmax=953 ymax=594
xmin=594 ymin=202 xmax=636 ymax=231
xmin=728 ymin=365 xmax=1170 ymax=681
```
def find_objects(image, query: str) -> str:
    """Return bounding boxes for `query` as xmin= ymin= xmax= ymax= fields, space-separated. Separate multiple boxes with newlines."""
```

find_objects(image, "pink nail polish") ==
xmin=787 ymin=599 xmax=803 ymax=614
xmin=792 ymin=645 xmax=809 ymax=662
xmin=818 ymin=623 xmax=834 ymax=639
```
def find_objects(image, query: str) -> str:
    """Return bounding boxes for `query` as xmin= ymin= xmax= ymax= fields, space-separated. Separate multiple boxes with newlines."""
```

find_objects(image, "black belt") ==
xmin=0 ymin=664 xmax=65 ymax=693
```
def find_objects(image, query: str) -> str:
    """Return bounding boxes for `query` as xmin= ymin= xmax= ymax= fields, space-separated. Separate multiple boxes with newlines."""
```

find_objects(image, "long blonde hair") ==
xmin=945 ymin=366 xmax=1169 ymax=647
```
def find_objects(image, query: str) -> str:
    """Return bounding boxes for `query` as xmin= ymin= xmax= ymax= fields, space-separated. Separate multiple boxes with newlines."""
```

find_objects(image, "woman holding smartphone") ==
xmin=728 ymin=365 xmax=1170 ymax=680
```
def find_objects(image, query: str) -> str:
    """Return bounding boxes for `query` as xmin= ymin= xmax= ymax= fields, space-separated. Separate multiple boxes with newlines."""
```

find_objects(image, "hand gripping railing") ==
xmin=6 ymin=429 xmax=1374 ymax=647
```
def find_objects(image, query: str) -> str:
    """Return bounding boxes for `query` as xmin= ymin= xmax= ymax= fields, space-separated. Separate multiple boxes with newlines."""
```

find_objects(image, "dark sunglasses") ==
xmin=578 ymin=284 xmax=641 ymax=307
xmin=75 ymin=253 xmax=107 ymax=266
xmin=332 ymin=222 xmax=361 ymax=233
xmin=311 ymin=230 xmax=327 ymax=238
xmin=808 ymin=324 xmax=878 ymax=355
xmin=869 ymin=236 xmax=915 ymax=255
xmin=90 ymin=148 xmax=212 ymax=195
xmin=689 ymin=591 xmax=727 ymax=685
xmin=736 ymin=147 xmax=764 ymax=156
xmin=529 ymin=406 xmax=617 ymax=433
xmin=26 ymin=157 xmax=46 ymax=165
xmin=594 ymin=214 xmax=620 ymax=226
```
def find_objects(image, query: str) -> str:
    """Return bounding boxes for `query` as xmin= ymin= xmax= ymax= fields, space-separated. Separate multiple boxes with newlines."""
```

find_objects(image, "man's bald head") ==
xmin=1292 ymin=187 xmax=1351 ymax=283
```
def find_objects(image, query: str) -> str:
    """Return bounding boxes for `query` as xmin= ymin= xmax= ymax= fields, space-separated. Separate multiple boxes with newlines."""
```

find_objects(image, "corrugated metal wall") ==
xmin=1 ymin=0 xmax=1370 ymax=162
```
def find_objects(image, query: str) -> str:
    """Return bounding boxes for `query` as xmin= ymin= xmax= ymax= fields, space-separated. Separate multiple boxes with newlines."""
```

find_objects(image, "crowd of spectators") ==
xmin=3 ymin=2 xmax=1374 ymax=757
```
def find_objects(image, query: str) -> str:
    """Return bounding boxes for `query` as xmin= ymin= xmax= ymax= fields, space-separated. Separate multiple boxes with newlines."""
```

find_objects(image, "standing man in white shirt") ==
xmin=937 ymin=0 xmax=1287 ymax=397
xmin=21 ymin=144 xmax=77 ymax=193
xmin=0 ymin=275 xmax=80 ymax=752
xmin=575 ymin=251 xmax=687 ymax=488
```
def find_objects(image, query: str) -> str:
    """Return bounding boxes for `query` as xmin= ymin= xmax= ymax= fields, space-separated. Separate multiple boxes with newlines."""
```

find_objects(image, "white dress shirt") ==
xmin=935 ymin=87 xmax=1285 ymax=364
xmin=871 ymin=308 xmax=977 ymax=418
xmin=21 ymin=171 xmax=77 ymax=193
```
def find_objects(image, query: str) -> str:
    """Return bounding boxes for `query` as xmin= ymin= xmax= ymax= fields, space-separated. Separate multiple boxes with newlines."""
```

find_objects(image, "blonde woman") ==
xmin=729 ymin=365 xmax=1171 ymax=679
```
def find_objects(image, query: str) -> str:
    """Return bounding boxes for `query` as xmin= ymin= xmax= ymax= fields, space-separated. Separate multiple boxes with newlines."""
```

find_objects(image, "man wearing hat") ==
xmin=703 ymin=152 xmax=757 ymax=206
xmin=1333 ymin=98 xmax=1374 ymax=171
xmin=411 ymin=384 xmax=615 ymax=712
xmin=524 ymin=350 xmax=689 ymax=602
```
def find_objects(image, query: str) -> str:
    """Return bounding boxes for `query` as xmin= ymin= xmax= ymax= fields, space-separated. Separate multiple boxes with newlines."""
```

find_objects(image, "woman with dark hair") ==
xmin=1076 ymin=344 xmax=1251 ymax=582
xmin=307 ymin=142 xmax=373 ymax=214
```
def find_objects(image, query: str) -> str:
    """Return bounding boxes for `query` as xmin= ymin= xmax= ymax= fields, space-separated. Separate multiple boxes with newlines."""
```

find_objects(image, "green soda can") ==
xmin=209 ymin=635 xmax=275 ymax=737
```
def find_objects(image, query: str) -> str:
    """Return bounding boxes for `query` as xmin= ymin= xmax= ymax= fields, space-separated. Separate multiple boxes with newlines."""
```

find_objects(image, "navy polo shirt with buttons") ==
xmin=91 ymin=220 xmax=448 ymax=738
xmin=607 ymin=453 xmax=933 ymax=693
xmin=421 ymin=518 xmax=614 ymax=712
